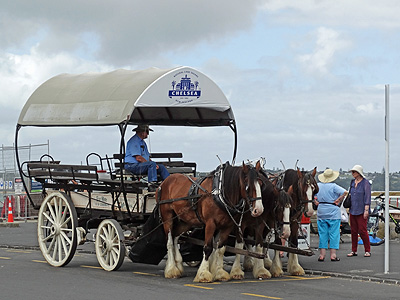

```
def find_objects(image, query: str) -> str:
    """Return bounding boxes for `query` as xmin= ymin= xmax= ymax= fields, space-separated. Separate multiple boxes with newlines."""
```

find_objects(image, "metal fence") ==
xmin=0 ymin=142 xmax=49 ymax=221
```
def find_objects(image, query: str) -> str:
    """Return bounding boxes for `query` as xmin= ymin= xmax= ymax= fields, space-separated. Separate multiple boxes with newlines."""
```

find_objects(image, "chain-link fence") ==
xmin=0 ymin=142 xmax=49 ymax=221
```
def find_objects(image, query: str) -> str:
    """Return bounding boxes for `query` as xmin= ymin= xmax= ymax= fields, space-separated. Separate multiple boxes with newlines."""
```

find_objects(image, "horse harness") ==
xmin=157 ymin=163 xmax=259 ymax=225
xmin=291 ymin=172 xmax=317 ymax=222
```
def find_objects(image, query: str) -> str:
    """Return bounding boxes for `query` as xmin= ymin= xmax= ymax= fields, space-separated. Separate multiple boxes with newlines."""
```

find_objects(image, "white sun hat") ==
xmin=350 ymin=165 xmax=365 ymax=178
xmin=318 ymin=168 xmax=339 ymax=183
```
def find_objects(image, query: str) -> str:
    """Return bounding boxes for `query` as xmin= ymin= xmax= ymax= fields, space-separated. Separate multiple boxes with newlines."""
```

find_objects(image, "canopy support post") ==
xmin=118 ymin=118 xmax=132 ymax=219
xmin=15 ymin=124 xmax=38 ymax=209
xmin=229 ymin=121 xmax=237 ymax=165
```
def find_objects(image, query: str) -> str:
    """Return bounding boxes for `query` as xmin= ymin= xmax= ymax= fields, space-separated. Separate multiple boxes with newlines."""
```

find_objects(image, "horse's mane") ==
xmin=282 ymin=169 xmax=299 ymax=191
xmin=222 ymin=164 xmax=246 ymax=204
xmin=278 ymin=189 xmax=292 ymax=208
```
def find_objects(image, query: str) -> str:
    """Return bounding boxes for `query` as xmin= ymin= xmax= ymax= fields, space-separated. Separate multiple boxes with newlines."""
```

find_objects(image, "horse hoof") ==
xmin=194 ymin=271 xmax=213 ymax=283
xmin=255 ymin=270 xmax=271 ymax=280
xmin=257 ymin=273 xmax=271 ymax=280
xmin=291 ymin=271 xmax=305 ymax=276
xmin=215 ymin=270 xmax=230 ymax=282
xmin=271 ymin=273 xmax=283 ymax=278
xmin=164 ymin=266 xmax=182 ymax=279
xmin=230 ymin=274 xmax=244 ymax=280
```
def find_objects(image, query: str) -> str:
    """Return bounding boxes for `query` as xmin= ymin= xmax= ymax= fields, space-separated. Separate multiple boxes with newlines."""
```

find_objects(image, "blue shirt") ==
xmin=316 ymin=182 xmax=346 ymax=220
xmin=349 ymin=178 xmax=371 ymax=216
xmin=125 ymin=134 xmax=150 ymax=164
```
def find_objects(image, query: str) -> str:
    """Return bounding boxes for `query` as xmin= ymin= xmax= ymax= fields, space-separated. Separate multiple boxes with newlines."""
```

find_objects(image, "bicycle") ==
xmin=367 ymin=193 xmax=400 ymax=246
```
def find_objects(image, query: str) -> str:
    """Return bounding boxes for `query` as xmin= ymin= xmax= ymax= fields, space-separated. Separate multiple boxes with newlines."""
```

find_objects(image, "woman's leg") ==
xmin=317 ymin=219 xmax=329 ymax=250
xmin=328 ymin=219 xmax=341 ymax=250
xmin=349 ymin=214 xmax=359 ymax=253
xmin=328 ymin=219 xmax=341 ymax=259
xmin=358 ymin=216 xmax=371 ymax=253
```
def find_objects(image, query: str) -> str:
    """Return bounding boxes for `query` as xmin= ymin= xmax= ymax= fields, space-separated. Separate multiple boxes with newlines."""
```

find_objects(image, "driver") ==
xmin=124 ymin=125 xmax=169 ymax=191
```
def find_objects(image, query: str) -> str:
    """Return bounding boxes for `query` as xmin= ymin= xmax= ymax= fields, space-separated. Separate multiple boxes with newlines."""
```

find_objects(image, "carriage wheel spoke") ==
xmin=43 ymin=210 xmax=55 ymax=225
xmin=60 ymin=216 xmax=72 ymax=228
xmin=60 ymin=205 xmax=69 ymax=224
xmin=60 ymin=230 xmax=72 ymax=246
xmin=58 ymin=235 xmax=63 ymax=262
xmin=60 ymin=233 xmax=69 ymax=256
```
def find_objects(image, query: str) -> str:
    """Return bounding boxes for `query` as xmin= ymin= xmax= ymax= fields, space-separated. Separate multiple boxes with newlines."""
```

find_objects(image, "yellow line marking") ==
xmin=32 ymin=260 xmax=47 ymax=263
xmin=228 ymin=275 xmax=330 ymax=284
xmin=133 ymin=272 xmax=161 ymax=277
xmin=0 ymin=257 xmax=11 ymax=260
xmin=184 ymin=284 xmax=214 ymax=290
xmin=81 ymin=265 xmax=103 ymax=269
xmin=242 ymin=293 xmax=282 ymax=299
xmin=186 ymin=275 xmax=330 ymax=289
xmin=6 ymin=249 xmax=32 ymax=254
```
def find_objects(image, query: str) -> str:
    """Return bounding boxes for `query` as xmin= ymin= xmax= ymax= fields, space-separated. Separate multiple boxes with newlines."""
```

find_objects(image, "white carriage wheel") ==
xmin=37 ymin=191 xmax=78 ymax=267
xmin=95 ymin=219 xmax=126 ymax=271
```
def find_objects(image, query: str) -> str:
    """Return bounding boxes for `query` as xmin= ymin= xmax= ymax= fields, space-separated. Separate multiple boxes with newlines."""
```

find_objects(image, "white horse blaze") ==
xmin=282 ymin=205 xmax=291 ymax=239
xmin=251 ymin=180 xmax=263 ymax=217
xmin=305 ymin=185 xmax=313 ymax=217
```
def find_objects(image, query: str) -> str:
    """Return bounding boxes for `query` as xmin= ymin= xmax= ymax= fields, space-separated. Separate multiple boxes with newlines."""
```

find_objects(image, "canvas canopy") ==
xmin=17 ymin=66 xmax=235 ymax=127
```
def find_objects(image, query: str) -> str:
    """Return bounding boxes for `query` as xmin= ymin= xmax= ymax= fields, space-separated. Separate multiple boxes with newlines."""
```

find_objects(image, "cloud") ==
xmin=1 ymin=0 xmax=263 ymax=66
xmin=261 ymin=0 xmax=400 ymax=29
xmin=1 ymin=0 xmax=400 ymax=175
xmin=297 ymin=27 xmax=351 ymax=75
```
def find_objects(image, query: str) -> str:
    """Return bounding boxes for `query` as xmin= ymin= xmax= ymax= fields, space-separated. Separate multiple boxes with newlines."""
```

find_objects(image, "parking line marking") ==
xmin=7 ymin=249 xmax=32 ymax=254
xmin=185 ymin=284 xmax=214 ymax=290
xmin=32 ymin=260 xmax=47 ymax=263
xmin=0 ymin=257 xmax=11 ymax=260
xmin=242 ymin=293 xmax=282 ymax=299
xmin=81 ymin=265 xmax=102 ymax=269
xmin=133 ymin=272 xmax=160 ymax=277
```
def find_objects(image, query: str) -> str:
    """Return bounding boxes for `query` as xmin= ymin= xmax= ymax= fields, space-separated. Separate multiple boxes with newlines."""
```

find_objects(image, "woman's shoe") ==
xmin=347 ymin=252 xmax=357 ymax=257
xmin=364 ymin=252 xmax=371 ymax=257
xmin=331 ymin=257 xmax=340 ymax=261
xmin=318 ymin=256 xmax=325 ymax=262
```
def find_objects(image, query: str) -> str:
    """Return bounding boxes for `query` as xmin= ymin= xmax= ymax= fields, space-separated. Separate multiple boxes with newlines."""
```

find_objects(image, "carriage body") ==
xmin=15 ymin=66 xmax=237 ymax=271
xmin=15 ymin=66 xmax=313 ymax=275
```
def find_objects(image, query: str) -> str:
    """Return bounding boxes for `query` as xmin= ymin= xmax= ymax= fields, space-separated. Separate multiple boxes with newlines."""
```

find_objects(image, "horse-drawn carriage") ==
xmin=15 ymin=66 xmax=316 ymax=282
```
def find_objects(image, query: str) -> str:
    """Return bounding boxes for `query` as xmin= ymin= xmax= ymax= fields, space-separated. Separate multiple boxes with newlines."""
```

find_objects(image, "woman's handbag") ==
xmin=343 ymin=182 xmax=353 ymax=208
xmin=343 ymin=193 xmax=351 ymax=208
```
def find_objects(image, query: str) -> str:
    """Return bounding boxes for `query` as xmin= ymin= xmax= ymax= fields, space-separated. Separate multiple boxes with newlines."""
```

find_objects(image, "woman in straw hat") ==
xmin=347 ymin=165 xmax=371 ymax=258
xmin=315 ymin=168 xmax=348 ymax=262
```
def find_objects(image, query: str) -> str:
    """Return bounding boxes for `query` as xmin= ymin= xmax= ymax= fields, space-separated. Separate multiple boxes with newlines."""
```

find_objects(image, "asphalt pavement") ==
xmin=1 ymin=219 xmax=399 ymax=285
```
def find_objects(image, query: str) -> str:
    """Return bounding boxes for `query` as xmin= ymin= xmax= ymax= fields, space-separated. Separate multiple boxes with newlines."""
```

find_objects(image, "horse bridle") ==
xmin=288 ymin=172 xmax=317 ymax=223
xmin=274 ymin=190 xmax=292 ymax=237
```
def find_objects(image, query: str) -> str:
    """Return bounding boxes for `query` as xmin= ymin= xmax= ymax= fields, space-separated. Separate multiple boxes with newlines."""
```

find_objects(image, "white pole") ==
xmin=384 ymin=84 xmax=390 ymax=274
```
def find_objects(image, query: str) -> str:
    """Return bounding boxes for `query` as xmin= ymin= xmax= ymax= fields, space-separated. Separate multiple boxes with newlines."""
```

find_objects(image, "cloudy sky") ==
xmin=1 ymin=0 xmax=400 ymax=173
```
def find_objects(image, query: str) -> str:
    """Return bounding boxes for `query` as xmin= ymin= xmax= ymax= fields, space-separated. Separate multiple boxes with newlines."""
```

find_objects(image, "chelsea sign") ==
xmin=168 ymin=71 xmax=201 ymax=103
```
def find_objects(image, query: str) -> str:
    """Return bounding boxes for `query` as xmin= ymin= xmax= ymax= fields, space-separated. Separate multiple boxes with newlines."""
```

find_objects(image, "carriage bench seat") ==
xmin=27 ymin=162 xmax=99 ymax=183
xmin=113 ymin=152 xmax=197 ymax=177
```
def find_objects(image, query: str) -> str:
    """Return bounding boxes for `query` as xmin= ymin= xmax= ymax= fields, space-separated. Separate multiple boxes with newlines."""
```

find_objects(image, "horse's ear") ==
xmin=287 ymin=185 xmax=294 ymax=196
xmin=297 ymin=168 xmax=303 ymax=178
xmin=256 ymin=160 xmax=261 ymax=171
xmin=311 ymin=167 xmax=317 ymax=177
xmin=271 ymin=177 xmax=278 ymax=186
xmin=242 ymin=161 xmax=249 ymax=172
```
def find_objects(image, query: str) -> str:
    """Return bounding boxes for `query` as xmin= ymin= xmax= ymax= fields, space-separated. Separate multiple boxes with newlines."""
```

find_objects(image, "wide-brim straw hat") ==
xmin=318 ymin=168 xmax=339 ymax=183
xmin=350 ymin=164 xmax=365 ymax=178
xmin=132 ymin=125 xmax=153 ymax=133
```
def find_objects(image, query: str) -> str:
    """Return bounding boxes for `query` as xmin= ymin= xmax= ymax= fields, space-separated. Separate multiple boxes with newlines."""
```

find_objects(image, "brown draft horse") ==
xmin=156 ymin=162 xmax=264 ymax=282
xmin=230 ymin=169 xmax=292 ymax=280
xmin=277 ymin=167 xmax=318 ymax=276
